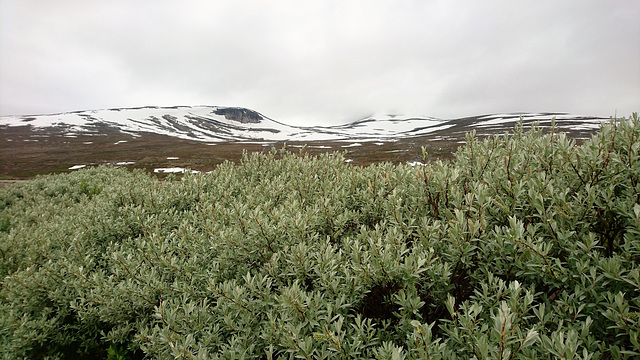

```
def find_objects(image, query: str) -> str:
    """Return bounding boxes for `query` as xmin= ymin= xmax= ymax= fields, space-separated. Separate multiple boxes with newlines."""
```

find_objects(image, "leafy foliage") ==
xmin=1 ymin=115 xmax=639 ymax=359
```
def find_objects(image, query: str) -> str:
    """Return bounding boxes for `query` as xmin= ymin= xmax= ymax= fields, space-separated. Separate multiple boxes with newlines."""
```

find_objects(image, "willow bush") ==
xmin=1 ymin=115 xmax=639 ymax=359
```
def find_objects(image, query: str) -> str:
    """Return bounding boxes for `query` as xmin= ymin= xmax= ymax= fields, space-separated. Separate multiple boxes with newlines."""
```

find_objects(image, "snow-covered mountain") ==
xmin=0 ymin=105 xmax=608 ymax=142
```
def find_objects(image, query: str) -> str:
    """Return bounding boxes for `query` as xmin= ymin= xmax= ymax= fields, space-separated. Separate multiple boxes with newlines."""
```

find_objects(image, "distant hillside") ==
xmin=0 ymin=105 xmax=606 ymax=142
xmin=0 ymin=106 xmax=611 ymax=178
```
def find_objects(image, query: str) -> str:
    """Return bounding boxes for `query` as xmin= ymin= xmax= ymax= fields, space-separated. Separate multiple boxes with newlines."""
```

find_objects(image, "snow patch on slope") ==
xmin=0 ymin=106 xmax=608 ymax=142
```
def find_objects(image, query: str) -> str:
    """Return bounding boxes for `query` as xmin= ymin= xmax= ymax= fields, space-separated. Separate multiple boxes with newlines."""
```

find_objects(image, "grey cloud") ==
xmin=1 ymin=0 xmax=638 ymax=123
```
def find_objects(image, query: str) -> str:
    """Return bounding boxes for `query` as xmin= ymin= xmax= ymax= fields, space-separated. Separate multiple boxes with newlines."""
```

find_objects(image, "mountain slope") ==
xmin=0 ymin=106 xmax=607 ymax=142
xmin=1 ymin=106 xmax=613 ymax=179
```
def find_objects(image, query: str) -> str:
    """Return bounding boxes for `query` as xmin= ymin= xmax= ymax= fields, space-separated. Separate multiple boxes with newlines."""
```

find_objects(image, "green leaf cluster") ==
xmin=1 ymin=115 xmax=639 ymax=359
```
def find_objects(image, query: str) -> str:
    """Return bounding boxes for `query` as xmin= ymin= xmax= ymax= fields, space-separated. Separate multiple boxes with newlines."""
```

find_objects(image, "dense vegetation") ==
xmin=1 ymin=116 xmax=639 ymax=359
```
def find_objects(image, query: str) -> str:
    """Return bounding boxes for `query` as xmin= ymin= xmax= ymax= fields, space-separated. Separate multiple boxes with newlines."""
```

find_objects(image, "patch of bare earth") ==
xmin=0 ymin=121 xmax=600 ymax=180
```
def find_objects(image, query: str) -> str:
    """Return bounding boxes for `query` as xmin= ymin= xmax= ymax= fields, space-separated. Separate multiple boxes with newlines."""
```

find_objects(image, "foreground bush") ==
xmin=1 ymin=115 xmax=639 ymax=359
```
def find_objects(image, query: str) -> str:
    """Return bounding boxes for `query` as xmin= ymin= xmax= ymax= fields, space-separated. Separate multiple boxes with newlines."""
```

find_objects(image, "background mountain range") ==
xmin=0 ymin=106 xmax=610 ymax=179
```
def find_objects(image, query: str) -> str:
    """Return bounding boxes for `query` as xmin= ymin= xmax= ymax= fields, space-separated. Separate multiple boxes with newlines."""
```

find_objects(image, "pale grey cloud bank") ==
xmin=1 ymin=0 xmax=638 ymax=125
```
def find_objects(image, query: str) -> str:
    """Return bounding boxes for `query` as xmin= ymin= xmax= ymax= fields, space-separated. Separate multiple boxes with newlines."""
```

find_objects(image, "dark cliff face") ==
xmin=213 ymin=107 xmax=263 ymax=124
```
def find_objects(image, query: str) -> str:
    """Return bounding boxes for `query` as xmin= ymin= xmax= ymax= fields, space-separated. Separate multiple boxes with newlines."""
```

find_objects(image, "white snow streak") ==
xmin=0 ymin=107 xmax=607 ymax=143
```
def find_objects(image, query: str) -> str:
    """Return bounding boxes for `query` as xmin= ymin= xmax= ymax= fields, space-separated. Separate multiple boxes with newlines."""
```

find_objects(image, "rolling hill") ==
xmin=0 ymin=106 xmax=609 ymax=178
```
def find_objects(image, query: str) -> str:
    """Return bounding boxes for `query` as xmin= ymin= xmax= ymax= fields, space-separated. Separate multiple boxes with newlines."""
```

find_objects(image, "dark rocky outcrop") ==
xmin=213 ymin=107 xmax=263 ymax=124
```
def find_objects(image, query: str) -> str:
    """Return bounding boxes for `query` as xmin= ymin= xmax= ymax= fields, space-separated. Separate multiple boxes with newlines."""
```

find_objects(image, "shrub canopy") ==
xmin=1 ymin=115 xmax=639 ymax=359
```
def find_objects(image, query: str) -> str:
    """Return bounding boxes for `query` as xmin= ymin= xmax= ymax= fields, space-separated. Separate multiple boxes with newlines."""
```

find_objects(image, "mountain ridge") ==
xmin=0 ymin=105 xmax=608 ymax=143
xmin=0 ymin=105 xmax=619 ymax=179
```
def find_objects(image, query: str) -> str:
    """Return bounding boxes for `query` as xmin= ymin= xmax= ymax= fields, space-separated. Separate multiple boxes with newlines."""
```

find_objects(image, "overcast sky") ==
xmin=1 ymin=0 xmax=638 ymax=125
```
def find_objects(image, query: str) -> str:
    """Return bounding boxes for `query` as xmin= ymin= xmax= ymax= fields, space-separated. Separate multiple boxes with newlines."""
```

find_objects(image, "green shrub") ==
xmin=1 ymin=114 xmax=638 ymax=359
